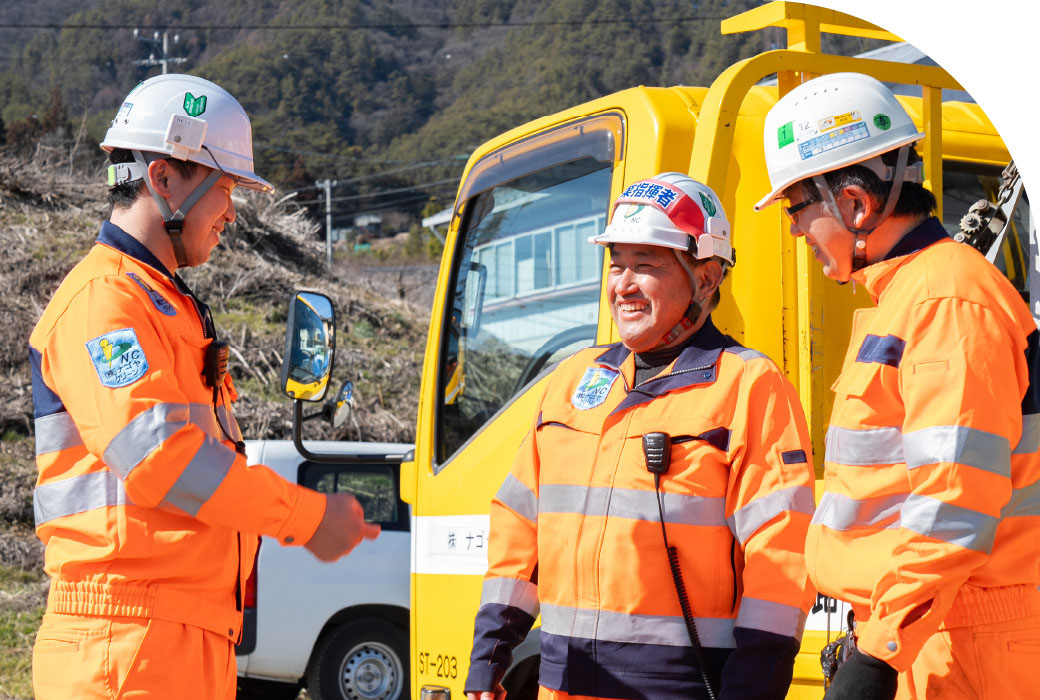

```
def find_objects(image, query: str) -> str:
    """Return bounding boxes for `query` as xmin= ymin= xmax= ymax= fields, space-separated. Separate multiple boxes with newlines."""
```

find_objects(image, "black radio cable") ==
xmin=653 ymin=470 xmax=719 ymax=700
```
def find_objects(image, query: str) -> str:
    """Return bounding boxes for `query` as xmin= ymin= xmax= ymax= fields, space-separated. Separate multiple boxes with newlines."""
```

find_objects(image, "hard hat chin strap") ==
xmin=652 ymin=249 xmax=705 ymax=350
xmin=814 ymin=145 xmax=912 ymax=273
xmin=132 ymin=150 xmax=224 ymax=268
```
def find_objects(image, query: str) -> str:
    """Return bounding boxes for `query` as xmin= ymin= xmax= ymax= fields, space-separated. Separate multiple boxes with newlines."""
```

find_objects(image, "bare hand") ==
xmin=305 ymin=492 xmax=381 ymax=562
xmin=466 ymin=685 xmax=506 ymax=700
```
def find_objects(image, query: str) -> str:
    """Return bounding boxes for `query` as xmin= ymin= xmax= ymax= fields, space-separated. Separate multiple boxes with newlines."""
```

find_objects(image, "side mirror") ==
xmin=462 ymin=260 xmax=487 ymax=339
xmin=280 ymin=291 xmax=335 ymax=402
xmin=326 ymin=379 xmax=355 ymax=429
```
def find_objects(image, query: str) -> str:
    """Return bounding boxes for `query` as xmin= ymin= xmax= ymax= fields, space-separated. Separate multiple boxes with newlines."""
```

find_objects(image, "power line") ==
xmin=254 ymin=142 xmax=468 ymax=165
xmin=296 ymin=177 xmax=458 ymax=205
xmin=330 ymin=189 xmax=460 ymax=217
xmin=0 ymin=16 xmax=727 ymax=31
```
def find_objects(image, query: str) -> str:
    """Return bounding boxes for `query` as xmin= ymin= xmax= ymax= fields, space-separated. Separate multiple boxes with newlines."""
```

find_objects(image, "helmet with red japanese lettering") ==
xmin=589 ymin=172 xmax=734 ymax=266
xmin=755 ymin=72 xmax=923 ymax=211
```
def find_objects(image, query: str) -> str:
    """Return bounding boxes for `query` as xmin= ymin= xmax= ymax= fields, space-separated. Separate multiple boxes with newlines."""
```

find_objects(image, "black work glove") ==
xmin=824 ymin=650 xmax=897 ymax=700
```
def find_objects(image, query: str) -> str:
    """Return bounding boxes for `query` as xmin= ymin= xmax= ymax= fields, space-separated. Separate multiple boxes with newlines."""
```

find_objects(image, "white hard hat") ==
xmin=101 ymin=74 xmax=272 ymax=193
xmin=590 ymin=172 xmax=735 ymax=266
xmin=755 ymin=72 xmax=924 ymax=210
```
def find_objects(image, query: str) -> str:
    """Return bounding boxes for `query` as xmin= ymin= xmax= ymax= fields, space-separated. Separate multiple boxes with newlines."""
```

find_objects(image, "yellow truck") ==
xmin=379 ymin=2 xmax=1031 ymax=699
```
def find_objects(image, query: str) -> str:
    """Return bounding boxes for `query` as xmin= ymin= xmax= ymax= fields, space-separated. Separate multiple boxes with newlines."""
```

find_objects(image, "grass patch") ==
xmin=0 ymin=606 xmax=41 ymax=700
xmin=0 ymin=564 xmax=45 ymax=700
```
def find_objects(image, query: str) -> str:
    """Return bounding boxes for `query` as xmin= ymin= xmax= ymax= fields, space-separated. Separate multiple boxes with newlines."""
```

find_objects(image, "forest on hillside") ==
xmin=0 ymin=0 xmax=882 ymax=232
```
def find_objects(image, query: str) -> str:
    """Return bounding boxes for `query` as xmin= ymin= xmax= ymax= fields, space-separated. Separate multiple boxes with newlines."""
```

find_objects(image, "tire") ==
xmin=307 ymin=619 xmax=408 ymax=700
xmin=236 ymin=677 xmax=302 ymax=700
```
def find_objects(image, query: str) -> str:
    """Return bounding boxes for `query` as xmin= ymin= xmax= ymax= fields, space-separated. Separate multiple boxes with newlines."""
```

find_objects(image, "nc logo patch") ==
xmin=86 ymin=328 xmax=149 ymax=388
xmin=571 ymin=367 xmax=619 ymax=410
xmin=126 ymin=272 xmax=177 ymax=316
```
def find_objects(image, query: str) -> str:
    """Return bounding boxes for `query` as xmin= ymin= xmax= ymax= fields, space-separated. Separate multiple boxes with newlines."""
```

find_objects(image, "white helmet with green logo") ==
xmin=101 ymin=73 xmax=272 ymax=192
xmin=590 ymin=172 xmax=734 ymax=266
xmin=755 ymin=72 xmax=923 ymax=211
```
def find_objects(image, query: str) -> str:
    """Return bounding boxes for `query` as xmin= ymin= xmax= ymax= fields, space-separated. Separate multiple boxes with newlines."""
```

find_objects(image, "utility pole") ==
xmin=318 ymin=178 xmax=337 ymax=270
xmin=133 ymin=29 xmax=188 ymax=74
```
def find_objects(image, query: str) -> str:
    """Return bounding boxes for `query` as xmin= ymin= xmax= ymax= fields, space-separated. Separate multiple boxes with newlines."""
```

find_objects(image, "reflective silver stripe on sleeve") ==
xmin=900 ymin=493 xmax=998 ymax=553
xmin=1002 ymin=480 xmax=1040 ymax=517
xmin=825 ymin=426 xmax=903 ymax=466
xmin=479 ymin=577 xmax=539 ymax=617
xmin=33 ymin=471 xmax=131 ymax=526
xmin=736 ymin=597 xmax=807 ymax=641
xmin=190 ymin=403 xmax=226 ymax=440
xmin=1014 ymin=414 xmax=1040 ymax=455
xmin=216 ymin=405 xmax=243 ymax=442
xmin=903 ymin=425 xmax=1011 ymax=476
xmin=727 ymin=486 xmax=815 ymax=544
xmin=103 ymin=402 xmax=230 ymax=479
xmin=811 ymin=491 xmax=906 ymax=530
xmin=160 ymin=434 xmax=237 ymax=516
xmin=34 ymin=411 xmax=84 ymax=455
xmin=495 ymin=473 xmax=538 ymax=523
xmin=732 ymin=348 xmax=768 ymax=362
xmin=540 ymin=484 xmax=726 ymax=527
xmin=540 ymin=603 xmax=736 ymax=649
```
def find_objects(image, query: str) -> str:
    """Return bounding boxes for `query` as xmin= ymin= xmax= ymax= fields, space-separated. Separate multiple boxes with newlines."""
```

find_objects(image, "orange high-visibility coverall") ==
xmin=465 ymin=319 xmax=816 ymax=700
xmin=807 ymin=218 xmax=1040 ymax=698
xmin=29 ymin=222 xmax=326 ymax=699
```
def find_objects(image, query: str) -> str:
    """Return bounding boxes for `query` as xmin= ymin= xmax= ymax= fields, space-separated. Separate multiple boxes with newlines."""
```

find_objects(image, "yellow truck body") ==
xmin=400 ymin=3 xmax=1024 ymax=698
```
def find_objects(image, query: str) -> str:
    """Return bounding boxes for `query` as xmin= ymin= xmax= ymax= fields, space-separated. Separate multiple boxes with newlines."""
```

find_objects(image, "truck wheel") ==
xmin=307 ymin=619 xmax=408 ymax=700
xmin=237 ymin=677 xmax=302 ymax=700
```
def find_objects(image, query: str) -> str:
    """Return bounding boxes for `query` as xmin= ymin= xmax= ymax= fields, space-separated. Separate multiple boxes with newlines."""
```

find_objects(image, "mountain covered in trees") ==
xmin=0 ymin=0 xmax=879 ymax=225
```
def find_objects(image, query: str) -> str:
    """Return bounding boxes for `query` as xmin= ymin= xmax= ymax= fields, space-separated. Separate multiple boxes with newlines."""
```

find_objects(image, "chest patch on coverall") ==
xmin=571 ymin=367 xmax=619 ymax=410
xmin=86 ymin=328 xmax=149 ymax=388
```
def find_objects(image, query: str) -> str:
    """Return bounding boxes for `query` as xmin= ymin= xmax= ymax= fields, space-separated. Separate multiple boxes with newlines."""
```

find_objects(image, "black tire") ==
xmin=306 ymin=619 xmax=408 ymax=700
xmin=236 ymin=677 xmax=302 ymax=700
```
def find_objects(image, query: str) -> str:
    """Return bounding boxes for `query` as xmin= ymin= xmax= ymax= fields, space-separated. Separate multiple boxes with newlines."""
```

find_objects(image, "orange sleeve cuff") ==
xmin=856 ymin=617 xmax=925 ymax=672
xmin=275 ymin=486 xmax=326 ymax=547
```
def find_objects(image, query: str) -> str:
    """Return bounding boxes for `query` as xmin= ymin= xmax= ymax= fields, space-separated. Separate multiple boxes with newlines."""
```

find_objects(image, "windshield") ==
xmin=437 ymin=159 xmax=613 ymax=463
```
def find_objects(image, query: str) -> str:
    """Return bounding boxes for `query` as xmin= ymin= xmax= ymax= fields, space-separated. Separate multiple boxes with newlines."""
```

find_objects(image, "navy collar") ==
xmin=596 ymin=316 xmax=739 ymax=415
xmin=882 ymin=216 xmax=950 ymax=262
xmin=596 ymin=316 xmax=731 ymax=373
xmin=98 ymin=221 xmax=175 ymax=280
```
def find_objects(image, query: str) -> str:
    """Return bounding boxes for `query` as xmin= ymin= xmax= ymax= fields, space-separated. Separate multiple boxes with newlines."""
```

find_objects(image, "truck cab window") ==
xmin=437 ymin=159 xmax=613 ymax=462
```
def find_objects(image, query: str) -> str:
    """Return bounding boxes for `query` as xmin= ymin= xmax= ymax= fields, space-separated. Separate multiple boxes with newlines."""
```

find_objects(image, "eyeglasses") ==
xmin=783 ymin=198 xmax=820 ymax=225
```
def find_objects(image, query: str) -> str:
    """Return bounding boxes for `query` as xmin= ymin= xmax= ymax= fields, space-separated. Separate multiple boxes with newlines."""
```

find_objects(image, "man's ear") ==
xmin=695 ymin=259 xmax=724 ymax=299
xmin=147 ymin=159 xmax=172 ymax=198
xmin=839 ymin=185 xmax=874 ymax=230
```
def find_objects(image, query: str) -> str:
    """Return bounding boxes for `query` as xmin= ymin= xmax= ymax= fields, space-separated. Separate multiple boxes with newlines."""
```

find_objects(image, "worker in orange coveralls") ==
xmin=465 ymin=172 xmax=817 ymax=700
xmin=756 ymin=72 xmax=1040 ymax=700
xmin=28 ymin=74 xmax=379 ymax=699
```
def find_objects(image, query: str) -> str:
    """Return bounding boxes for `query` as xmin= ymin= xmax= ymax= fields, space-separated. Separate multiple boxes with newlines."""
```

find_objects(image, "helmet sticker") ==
xmin=818 ymin=111 xmax=862 ymax=133
xmin=798 ymin=121 xmax=870 ymax=161
xmin=873 ymin=113 xmax=892 ymax=131
xmin=571 ymin=367 xmax=619 ymax=410
xmin=623 ymin=204 xmax=645 ymax=219
xmin=699 ymin=192 xmax=717 ymax=217
xmin=116 ymin=102 xmax=133 ymax=118
xmin=777 ymin=121 xmax=795 ymax=149
xmin=183 ymin=92 xmax=207 ymax=117
xmin=620 ymin=181 xmax=679 ymax=208
xmin=86 ymin=328 xmax=149 ymax=389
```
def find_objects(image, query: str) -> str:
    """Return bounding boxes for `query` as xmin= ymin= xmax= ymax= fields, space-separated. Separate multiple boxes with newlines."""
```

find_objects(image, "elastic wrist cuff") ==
xmin=276 ymin=487 xmax=326 ymax=546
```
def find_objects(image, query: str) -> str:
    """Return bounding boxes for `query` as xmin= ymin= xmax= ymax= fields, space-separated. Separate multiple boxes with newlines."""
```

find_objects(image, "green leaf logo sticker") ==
xmin=873 ymin=113 xmax=891 ymax=131
xmin=777 ymin=121 xmax=795 ymax=149
xmin=183 ymin=92 xmax=207 ymax=117
xmin=699 ymin=192 xmax=717 ymax=217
